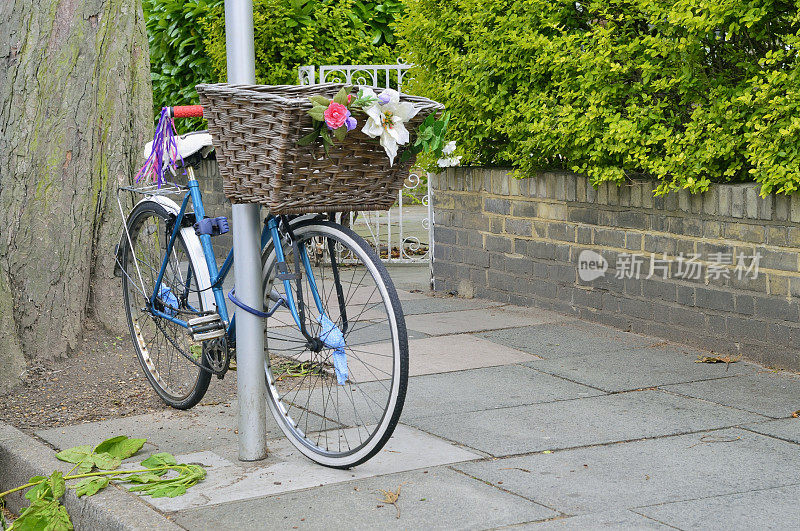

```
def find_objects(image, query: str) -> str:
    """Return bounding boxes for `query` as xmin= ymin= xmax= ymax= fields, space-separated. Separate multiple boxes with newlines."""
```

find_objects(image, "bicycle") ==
xmin=114 ymin=105 xmax=409 ymax=468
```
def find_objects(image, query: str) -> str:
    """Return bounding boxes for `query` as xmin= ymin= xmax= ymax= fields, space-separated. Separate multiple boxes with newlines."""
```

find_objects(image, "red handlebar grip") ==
xmin=171 ymin=105 xmax=204 ymax=118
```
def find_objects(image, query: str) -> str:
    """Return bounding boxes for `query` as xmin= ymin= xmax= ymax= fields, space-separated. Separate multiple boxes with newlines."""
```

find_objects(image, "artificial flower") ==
xmin=360 ymin=88 xmax=419 ymax=165
xmin=324 ymin=102 xmax=349 ymax=130
xmin=437 ymin=155 xmax=462 ymax=168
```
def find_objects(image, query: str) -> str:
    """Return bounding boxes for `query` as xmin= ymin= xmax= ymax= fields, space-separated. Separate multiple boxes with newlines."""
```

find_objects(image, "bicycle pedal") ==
xmin=188 ymin=313 xmax=225 ymax=341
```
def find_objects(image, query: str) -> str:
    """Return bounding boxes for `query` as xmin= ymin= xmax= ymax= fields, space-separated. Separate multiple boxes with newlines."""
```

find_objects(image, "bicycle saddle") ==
xmin=142 ymin=130 xmax=215 ymax=166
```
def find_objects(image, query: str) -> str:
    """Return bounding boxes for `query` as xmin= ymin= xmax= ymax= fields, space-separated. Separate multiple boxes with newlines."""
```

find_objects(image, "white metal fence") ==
xmin=299 ymin=64 xmax=434 ymax=273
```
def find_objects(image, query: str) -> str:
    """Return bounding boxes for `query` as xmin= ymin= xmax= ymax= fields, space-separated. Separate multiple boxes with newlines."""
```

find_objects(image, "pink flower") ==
xmin=324 ymin=102 xmax=349 ymax=130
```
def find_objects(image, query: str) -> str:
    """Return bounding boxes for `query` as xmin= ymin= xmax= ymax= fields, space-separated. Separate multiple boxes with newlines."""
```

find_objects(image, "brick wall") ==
xmin=431 ymin=168 xmax=800 ymax=370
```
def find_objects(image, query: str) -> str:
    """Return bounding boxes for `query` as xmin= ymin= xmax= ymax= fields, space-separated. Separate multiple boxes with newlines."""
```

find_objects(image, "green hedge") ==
xmin=397 ymin=0 xmax=800 ymax=196
xmin=143 ymin=0 xmax=220 ymax=130
xmin=144 ymin=0 xmax=403 ymax=130
xmin=202 ymin=0 xmax=399 ymax=85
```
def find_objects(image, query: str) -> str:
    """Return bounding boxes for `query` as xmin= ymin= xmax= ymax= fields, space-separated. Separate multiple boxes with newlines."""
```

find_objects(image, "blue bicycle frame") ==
xmin=147 ymin=169 xmax=326 ymax=343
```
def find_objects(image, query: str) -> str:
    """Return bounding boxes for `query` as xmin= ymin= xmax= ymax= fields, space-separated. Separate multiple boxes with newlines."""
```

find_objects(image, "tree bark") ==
xmin=0 ymin=0 xmax=152 ymax=390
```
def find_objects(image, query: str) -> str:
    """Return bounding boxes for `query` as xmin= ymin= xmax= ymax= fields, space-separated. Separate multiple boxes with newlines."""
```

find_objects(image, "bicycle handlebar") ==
xmin=169 ymin=105 xmax=204 ymax=119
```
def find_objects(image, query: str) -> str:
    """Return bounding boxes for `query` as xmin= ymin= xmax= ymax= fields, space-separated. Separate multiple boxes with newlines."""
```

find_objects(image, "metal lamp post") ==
xmin=225 ymin=0 xmax=269 ymax=461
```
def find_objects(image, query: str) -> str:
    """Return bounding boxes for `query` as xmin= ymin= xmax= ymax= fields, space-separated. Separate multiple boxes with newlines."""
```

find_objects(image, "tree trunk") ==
xmin=0 ymin=0 xmax=152 ymax=391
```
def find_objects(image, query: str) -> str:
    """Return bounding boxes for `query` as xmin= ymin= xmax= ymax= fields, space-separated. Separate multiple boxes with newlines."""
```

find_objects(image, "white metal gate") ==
xmin=299 ymin=64 xmax=434 ymax=273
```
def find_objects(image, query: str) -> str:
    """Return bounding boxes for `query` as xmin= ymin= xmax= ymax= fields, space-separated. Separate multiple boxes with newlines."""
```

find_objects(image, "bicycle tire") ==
xmin=121 ymin=200 xmax=212 ymax=409
xmin=261 ymin=220 xmax=409 ymax=468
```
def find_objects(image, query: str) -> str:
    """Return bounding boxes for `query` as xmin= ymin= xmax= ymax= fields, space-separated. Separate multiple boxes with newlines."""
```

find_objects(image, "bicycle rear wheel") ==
xmin=121 ymin=200 xmax=212 ymax=409
xmin=261 ymin=220 xmax=408 ymax=468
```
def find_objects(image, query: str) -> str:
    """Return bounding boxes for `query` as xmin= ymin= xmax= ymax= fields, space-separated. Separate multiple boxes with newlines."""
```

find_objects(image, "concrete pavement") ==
xmin=5 ymin=265 xmax=800 ymax=529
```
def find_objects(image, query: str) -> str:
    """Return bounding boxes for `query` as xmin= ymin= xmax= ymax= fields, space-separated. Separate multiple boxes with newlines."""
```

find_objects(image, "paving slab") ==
xmin=398 ymin=365 xmax=603 ymax=420
xmin=171 ymin=466 xmax=558 ymax=530
xmin=635 ymin=482 xmax=800 ymax=530
xmin=266 ymin=321 xmax=429 ymax=353
xmin=300 ymin=365 xmax=603 ymax=428
xmin=477 ymin=321 xmax=655 ymax=359
xmin=519 ymin=510 xmax=671 ymax=529
xmin=385 ymin=264 xmax=431 ymax=292
xmin=404 ymin=306 xmax=569 ymax=336
xmin=525 ymin=345 xmax=757 ymax=393
xmin=454 ymin=428 xmax=800 ymax=515
xmin=362 ymin=295 xmax=502 ymax=319
xmin=37 ymin=403 xmax=255 ymax=462
xmin=406 ymin=390 xmax=764 ymax=456
xmin=742 ymin=418 xmax=800 ymax=445
xmin=131 ymin=425 xmax=479 ymax=512
xmin=396 ymin=288 xmax=429 ymax=301
xmin=344 ymin=334 xmax=540 ymax=383
xmin=662 ymin=370 xmax=800 ymax=418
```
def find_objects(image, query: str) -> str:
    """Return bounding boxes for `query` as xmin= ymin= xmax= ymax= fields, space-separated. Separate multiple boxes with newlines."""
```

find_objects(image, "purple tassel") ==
xmin=136 ymin=108 xmax=186 ymax=188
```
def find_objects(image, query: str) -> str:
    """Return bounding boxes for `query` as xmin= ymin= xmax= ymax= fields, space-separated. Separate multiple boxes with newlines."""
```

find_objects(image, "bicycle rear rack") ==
xmin=114 ymin=180 xmax=189 ymax=302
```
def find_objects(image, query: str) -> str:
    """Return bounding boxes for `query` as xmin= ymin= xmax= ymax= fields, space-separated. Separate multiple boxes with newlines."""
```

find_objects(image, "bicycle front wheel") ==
xmin=121 ymin=200 xmax=212 ymax=409
xmin=262 ymin=220 xmax=409 ymax=468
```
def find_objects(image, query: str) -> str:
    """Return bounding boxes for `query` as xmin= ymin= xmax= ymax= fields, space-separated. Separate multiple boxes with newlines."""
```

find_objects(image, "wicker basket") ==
xmin=195 ymin=83 xmax=444 ymax=214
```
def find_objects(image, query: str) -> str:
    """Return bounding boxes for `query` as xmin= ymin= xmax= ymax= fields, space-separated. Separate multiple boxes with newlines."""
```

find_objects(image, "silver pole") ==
xmin=225 ymin=0 xmax=268 ymax=461
xmin=428 ymin=172 xmax=435 ymax=291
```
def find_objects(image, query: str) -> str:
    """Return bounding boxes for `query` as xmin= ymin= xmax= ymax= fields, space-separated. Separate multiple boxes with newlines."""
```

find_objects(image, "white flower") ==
xmin=360 ymin=88 xmax=419 ymax=165
xmin=442 ymin=141 xmax=457 ymax=156
xmin=437 ymin=155 xmax=462 ymax=168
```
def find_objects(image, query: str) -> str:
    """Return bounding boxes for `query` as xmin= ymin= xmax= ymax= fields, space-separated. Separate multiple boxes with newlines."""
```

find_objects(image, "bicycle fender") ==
xmin=117 ymin=196 xmax=216 ymax=314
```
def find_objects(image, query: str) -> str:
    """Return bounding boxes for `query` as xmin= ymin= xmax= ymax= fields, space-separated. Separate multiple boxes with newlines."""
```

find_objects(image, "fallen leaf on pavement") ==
xmin=377 ymin=484 xmax=403 ymax=519
xmin=695 ymin=354 xmax=742 ymax=371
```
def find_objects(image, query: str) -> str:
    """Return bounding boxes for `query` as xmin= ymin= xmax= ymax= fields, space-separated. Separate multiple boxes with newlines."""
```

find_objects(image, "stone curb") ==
xmin=0 ymin=421 xmax=181 ymax=530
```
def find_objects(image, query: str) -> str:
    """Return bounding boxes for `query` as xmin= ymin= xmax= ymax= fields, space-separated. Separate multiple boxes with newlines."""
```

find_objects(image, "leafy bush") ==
xmin=143 ymin=0 xmax=220 ymax=129
xmin=353 ymin=0 xmax=406 ymax=46
xmin=144 ymin=0 xmax=402 ymax=133
xmin=202 ymin=0 xmax=398 ymax=86
xmin=397 ymin=0 xmax=800 ymax=195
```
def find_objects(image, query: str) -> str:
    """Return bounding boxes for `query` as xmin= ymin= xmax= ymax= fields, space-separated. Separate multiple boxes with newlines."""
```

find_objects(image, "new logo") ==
xmin=577 ymin=250 xmax=607 ymax=281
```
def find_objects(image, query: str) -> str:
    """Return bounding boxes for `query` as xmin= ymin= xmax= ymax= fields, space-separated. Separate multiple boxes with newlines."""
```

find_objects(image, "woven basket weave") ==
xmin=195 ymin=83 xmax=444 ymax=214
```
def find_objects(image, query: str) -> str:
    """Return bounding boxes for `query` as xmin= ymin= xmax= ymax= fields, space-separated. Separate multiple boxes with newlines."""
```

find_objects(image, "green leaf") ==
xmin=74 ymin=477 xmax=109 ymax=498
xmin=125 ymin=472 xmax=164 ymax=484
xmin=297 ymin=129 xmax=321 ymax=146
xmin=91 ymin=452 xmax=122 ymax=471
xmin=416 ymin=127 xmax=434 ymax=142
xmin=332 ymin=87 xmax=349 ymax=105
xmin=13 ymin=499 xmax=72 ymax=531
xmin=309 ymin=95 xmax=330 ymax=106
xmin=127 ymin=464 xmax=205 ymax=498
xmin=55 ymin=446 xmax=92 ymax=465
xmin=153 ymin=484 xmax=187 ymax=498
xmin=94 ymin=436 xmax=146 ymax=460
xmin=319 ymin=129 xmax=332 ymax=156
xmin=24 ymin=477 xmax=50 ymax=502
xmin=47 ymin=472 xmax=66 ymax=500
xmin=13 ymin=500 xmax=56 ymax=531
xmin=333 ymin=125 xmax=347 ymax=141
xmin=45 ymin=502 xmax=72 ymax=531
xmin=309 ymin=107 xmax=325 ymax=121
xmin=141 ymin=452 xmax=178 ymax=471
